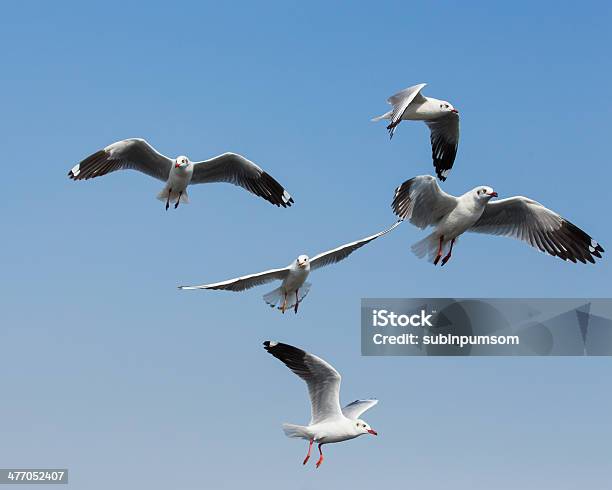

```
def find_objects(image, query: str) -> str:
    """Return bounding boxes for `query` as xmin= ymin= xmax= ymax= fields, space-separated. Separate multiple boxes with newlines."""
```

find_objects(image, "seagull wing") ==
xmin=373 ymin=83 xmax=427 ymax=138
xmin=425 ymin=111 xmax=460 ymax=181
xmin=178 ymin=267 xmax=290 ymax=292
xmin=470 ymin=197 xmax=604 ymax=263
xmin=263 ymin=341 xmax=343 ymax=424
xmin=68 ymin=138 xmax=173 ymax=182
xmin=391 ymin=175 xmax=458 ymax=229
xmin=190 ymin=153 xmax=294 ymax=207
xmin=309 ymin=221 xmax=402 ymax=271
xmin=341 ymin=399 xmax=378 ymax=420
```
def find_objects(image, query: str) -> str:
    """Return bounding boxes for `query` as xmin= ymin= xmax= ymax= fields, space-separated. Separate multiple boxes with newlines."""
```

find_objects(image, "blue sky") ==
xmin=1 ymin=1 xmax=611 ymax=488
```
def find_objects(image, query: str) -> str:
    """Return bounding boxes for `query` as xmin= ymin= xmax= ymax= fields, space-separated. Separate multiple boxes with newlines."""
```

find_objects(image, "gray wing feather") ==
xmin=178 ymin=267 xmax=289 ymax=292
xmin=309 ymin=221 xmax=402 ymax=271
xmin=342 ymin=399 xmax=378 ymax=420
xmin=190 ymin=153 xmax=293 ymax=207
xmin=385 ymin=83 xmax=427 ymax=138
xmin=263 ymin=342 xmax=343 ymax=424
xmin=470 ymin=197 xmax=604 ymax=264
xmin=391 ymin=175 xmax=457 ymax=228
xmin=68 ymin=138 xmax=173 ymax=182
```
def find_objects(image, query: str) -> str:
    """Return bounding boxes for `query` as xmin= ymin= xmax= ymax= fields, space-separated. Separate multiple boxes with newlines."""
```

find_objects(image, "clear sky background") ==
xmin=1 ymin=1 xmax=611 ymax=488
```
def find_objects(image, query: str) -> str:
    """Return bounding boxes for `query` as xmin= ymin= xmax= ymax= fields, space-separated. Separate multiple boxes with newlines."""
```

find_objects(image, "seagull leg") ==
xmin=294 ymin=289 xmax=299 ymax=314
xmin=281 ymin=293 xmax=287 ymax=314
xmin=433 ymin=236 xmax=444 ymax=265
xmin=165 ymin=188 xmax=172 ymax=211
xmin=315 ymin=443 xmax=324 ymax=469
xmin=441 ymin=238 xmax=455 ymax=266
xmin=303 ymin=439 xmax=313 ymax=465
xmin=174 ymin=190 xmax=182 ymax=209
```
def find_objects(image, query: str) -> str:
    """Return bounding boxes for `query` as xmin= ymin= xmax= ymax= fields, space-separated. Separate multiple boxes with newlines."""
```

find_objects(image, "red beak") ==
xmin=488 ymin=191 xmax=498 ymax=197
xmin=451 ymin=109 xmax=459 ymax=114
xmin=367 ymin=429 xmax=378 ymax=436
xmin=175 ymin=163 xmax=180 ymax=168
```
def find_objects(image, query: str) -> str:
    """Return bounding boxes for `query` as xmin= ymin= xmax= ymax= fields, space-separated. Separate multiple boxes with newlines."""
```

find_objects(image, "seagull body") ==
xmin=179 ymin=221 xmax=401 ymax=313
xmin=279 ymin=258 xmax=311 ymax=300
xmin=392 ymin=175 xmax=604 ymax=266
xmin=372 ymin=83 xmax=460 ymax=180
xmin=68 ymin=138 xmax=294 ymax=210
xmin=263 ymin=341 xmax=378 ymax=468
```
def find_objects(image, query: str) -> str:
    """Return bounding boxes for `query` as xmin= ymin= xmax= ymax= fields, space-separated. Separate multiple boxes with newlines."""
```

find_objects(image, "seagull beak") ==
xmin=175 ymin=163 xmax=180 ymax=168
xmin=488 ymin=191 xmax=498 ymax=197
xmin=367 ymin=429 xmax=378 ymax=436
xmin=451 ymin=108 xmax=459 ymax=114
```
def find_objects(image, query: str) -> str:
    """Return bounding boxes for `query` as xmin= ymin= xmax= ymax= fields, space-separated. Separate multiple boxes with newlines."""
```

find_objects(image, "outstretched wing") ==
xmin=470 ymin=196 xmax=604 ymax=264
xmin=190 ymin=153 xmax=294 ymax=207
xmin=376 ymin=83 xmax=427 ymax=138
xmin=309 ymin=221 xmax=402 ymax=271
xmin=391 ymin=175 xmax=457 ymax=228
xmin=425 ymin=112 xmax=459 ymax=181
xmin=68 ymin=138 xmax=173 ymax=182
xmin=342 ymin=399 xmax=378 ymax=420
xmin=263 ymin=341 xmax=343 ymax=424
xmin=178 ymin=267 xmax=289 ymax=292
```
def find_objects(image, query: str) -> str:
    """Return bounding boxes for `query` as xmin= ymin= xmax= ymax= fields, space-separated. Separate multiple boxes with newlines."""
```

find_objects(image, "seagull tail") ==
xmin=371 ymin=110 xmax=392 ymax=122
xmin=282 ymin=423 xmax=311 ymax=440
xmin=156 ymin=187 xmax=189 ymax=204
xmin=411 ymin=232 xmax=439 ymax=261
xmin=263 ymin=283 xmax=311 ymax=311
xmin=411 ymin=234 xmax=457 ymax=262
xmin=263 ymin=286 xmax=284 ymax=309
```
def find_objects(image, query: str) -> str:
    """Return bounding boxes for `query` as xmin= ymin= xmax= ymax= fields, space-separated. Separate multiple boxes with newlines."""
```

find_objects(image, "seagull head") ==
xmin=355 ymin=419 xmax=377 ymax=436
xmin=174 ymin=156 xmax=191 ymax=169
xmin=474 ymin=186 xmax=498 ymax=201
xmin=296 ymin=255 xmax=310 ymax=269
xmin=439 ymin=101 xmax=459 ymax=114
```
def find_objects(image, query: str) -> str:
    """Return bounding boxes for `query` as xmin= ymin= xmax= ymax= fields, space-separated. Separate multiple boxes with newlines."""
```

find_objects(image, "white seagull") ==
xmin=372 ymin=83 xmax=460 ymax=181
xmin=68 ymin=138 xmax=294 ymax=210
xmin=179 ymin=221 xmax=401 ymax=313
xmin=263 ymin=341 xmax=378 ymax=468
xmin=392 ymin=175 xmax=604 ymax=266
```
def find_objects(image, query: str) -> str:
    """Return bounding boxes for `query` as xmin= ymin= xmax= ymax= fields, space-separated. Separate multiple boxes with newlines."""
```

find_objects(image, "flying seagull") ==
xmin=372 ymin=83 xmax=460 ymax=181
xmin=391 ymin=175 xmax=604 ymax=266
xmin=179 ymin=221 xmax=401 ymax=313
xmin=263 ymin=341 xmax=378 ymax=468
xmin=68 ymin=138 xmax=294 ymax=210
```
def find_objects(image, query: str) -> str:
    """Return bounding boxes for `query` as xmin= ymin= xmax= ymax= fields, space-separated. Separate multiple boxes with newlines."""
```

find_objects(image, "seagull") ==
xmin=263 ymin=341 xmax=378 ymax=468
xmin=372 ymin=83 xmax=460 ymax=181
xmin=391 ymin=175 xmax=604 ymax=266
xmin=179 ymin=221 xmax=401 ymax=313
xmin=68 ymin=138 xmax=294 ymax=210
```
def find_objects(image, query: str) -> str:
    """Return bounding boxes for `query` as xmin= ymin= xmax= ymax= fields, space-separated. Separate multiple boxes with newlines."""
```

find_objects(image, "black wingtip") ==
xmin=256 ymin=172 xmax=294 ymax=208
xmin=390 ymin=177 xmax=416 ymax=219
xmin=262 ymin=341 xmax=306 ymax=360
xmin=551 ymin=220 xmax=605 ymax=264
